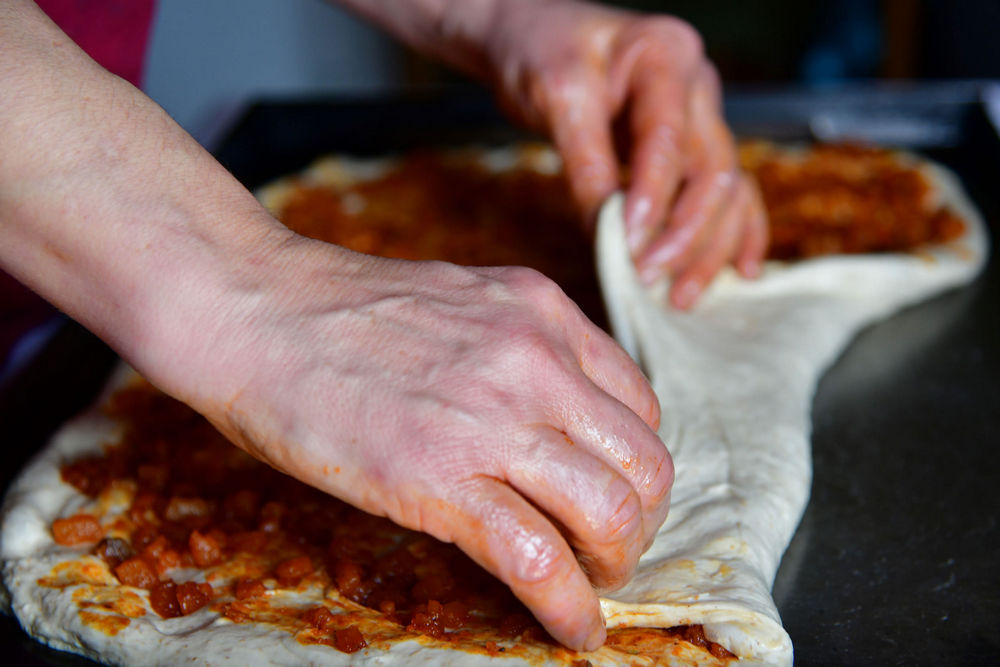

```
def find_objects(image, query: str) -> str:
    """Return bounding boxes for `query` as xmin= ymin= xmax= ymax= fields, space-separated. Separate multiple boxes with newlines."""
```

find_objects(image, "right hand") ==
xmin=147 ymin=234 xmax=673 ymax=651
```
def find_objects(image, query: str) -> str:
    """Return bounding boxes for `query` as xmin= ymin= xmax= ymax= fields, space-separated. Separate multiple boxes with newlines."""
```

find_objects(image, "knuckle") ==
xmin=508 ymin=534 xmax=569 ymax=586
xmin=509 ymin=266 xmax=571 ymax=310
xmin=645 ymin=17 xmax=704 ymax=63
xmin=599 ymin=478 xmax=644 ymax=542
xmin=644 ymin=444 xmax=674 ymax=504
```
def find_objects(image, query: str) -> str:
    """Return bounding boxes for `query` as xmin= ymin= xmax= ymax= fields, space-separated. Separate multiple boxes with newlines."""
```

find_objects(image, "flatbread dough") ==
xmin=593 ymin=160 xmax=988 ymax=666
xmin=0 ymin=150 xmax=987 ymax=666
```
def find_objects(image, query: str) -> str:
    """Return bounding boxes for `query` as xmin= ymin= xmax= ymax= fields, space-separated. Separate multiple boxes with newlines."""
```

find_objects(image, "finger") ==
xmin=619 ymin=58 xmax=691 ymax=255
xmin=557 ymin=388 xmax=673 ymax=550
xmin=669 ymin=177 xmax=749 ymax=308
xmin=452 ymin=476 xmax=607 ymax=651
xmin=635 ymin=72 xmax=736 ymax=286
xmin=504 ymin=426 xmax=646 ymax=590
xmin=545 ymin=69 xmax=620 ymax=228
xmin=635 ymin=169 xmax=732 ymax=285
xmin=735 ymin=173 xmax=769 ymax=277
xmin=570 ymin=315 xmax=661 ymax=431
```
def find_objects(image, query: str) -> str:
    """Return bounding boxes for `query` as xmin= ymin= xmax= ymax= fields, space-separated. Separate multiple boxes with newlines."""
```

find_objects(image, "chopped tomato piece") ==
xmin=275 ymin=556 xmax=312 ymax=586
xmin=441 ymin=600 xmax=469 ymax=628
xmin=302 ymin=606 xmax=337 ymax=630
xmin=114 ymin=556 xmax=158 ymax=589
xmin=129 ymin=492 xmax=164 ymax=524
xmin=234 ymin=578 xmax=266 ymax=600
xmin=332 ymin=558 xmax=372 ymax=603
xmin=188 ymin=529 xmax=224 ymax=568
xmin=52 ymin=514 xmax=103 ymax=546
xmin=176 ymin=581 xmax=213 ymax=615
xmin=141 ymin=534 xmax=170 ymax=559
xmin=408 ymin=607 xmax=445 ymax=639
xmin=149 ymin=581 xmax=181 ymax=618
xmin=333 ymin=625 xmax=367 ymax=653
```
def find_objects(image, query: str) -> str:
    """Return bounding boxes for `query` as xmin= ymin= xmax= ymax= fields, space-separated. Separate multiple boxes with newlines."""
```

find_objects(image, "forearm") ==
xmin=0 ymin=1 xmax=292 ymax=400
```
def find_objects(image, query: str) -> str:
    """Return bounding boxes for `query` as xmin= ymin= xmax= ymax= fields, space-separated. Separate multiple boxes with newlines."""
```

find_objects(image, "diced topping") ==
xmin=52 ymin=514 xmax=103 ymax=546
xmin=332 ymin=558 xmax=371 ymax=603
xmin=234 ymin=578 xmax=267 ymax=600
xmin=114 ymin=557 xmax=158 ymax=589
xmin=302 ymin=606 xmax=337 ymax=630
xmin=149 ymin=581 xmax=181 ymax=618
xmin=275 ymin=556 xmax=313 ymax=586
xmin=742 ymin=142 xmax=967 ymax=260
xmin=175 ymin=581 xmax=213 ymax=615
xmin=188 ymin=530 xmax=224 ymax=568
xmin=141 ymin=535 xmax=182 ymax=574
xmin=333 ymin=625 xmax=367 ymax=653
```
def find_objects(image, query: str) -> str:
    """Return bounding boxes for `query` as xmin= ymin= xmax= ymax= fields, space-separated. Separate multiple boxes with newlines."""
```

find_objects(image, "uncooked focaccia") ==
xmin=0 ymin=146 xmax=988 ymax=667
xmin=593 ymin=158 xmax=988 ymax=665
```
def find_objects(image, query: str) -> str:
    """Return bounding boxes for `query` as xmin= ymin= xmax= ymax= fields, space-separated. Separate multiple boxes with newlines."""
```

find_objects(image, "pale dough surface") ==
xmin=594 ymin=160 xmax=988 ymax=666
xmin=0 ymin=150 xmax=988 ymax=666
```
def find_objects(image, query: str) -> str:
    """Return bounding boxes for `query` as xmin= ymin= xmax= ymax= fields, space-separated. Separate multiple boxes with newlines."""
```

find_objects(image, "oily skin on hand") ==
xmin=0 ymin=0 xmax=686 ymax=651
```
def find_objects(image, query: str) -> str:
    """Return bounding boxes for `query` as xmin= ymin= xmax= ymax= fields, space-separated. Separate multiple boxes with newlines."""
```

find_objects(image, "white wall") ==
xmin=143 ymin=0 xmax=406 ymax=143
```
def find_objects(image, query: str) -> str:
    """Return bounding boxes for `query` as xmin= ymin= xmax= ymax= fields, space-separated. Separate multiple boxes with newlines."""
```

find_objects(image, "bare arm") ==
xmin=1 ymin=1 xmax=671 ymax=650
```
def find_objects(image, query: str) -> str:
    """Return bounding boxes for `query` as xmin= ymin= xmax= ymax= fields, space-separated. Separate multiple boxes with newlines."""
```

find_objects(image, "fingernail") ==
xmin=638 ymin=261 xmax=660 ymax=286
xmin=625 ymin=196 xmax=651 ymax=253
xmin=740 ymin=258 xmax=761 ymax=278
xmin=584 ymin=616 xmax=607 ymax=652
xmin=672 ymin=280 xmax=702 ymax=309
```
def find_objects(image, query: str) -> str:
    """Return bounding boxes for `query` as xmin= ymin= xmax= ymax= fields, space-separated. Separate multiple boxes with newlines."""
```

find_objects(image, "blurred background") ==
xmin=141 ymin=0 xmax=1000 ymax=141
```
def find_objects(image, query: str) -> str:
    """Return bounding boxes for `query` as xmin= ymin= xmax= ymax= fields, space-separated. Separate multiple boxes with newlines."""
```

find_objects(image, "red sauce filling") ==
xmin=50 ymin=143 xmax=955 ymax=661
xmin=53 ymin=383 xmax=735 ymax=661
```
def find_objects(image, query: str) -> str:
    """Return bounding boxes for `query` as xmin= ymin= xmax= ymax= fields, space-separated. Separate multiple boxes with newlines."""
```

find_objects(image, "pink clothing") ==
xmin=34 ymin=0 xmax=156 ymax=88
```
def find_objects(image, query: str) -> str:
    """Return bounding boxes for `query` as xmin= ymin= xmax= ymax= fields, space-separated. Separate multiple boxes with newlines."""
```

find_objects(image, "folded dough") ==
xmin=594 ymin=160 xmax=987 ymax=666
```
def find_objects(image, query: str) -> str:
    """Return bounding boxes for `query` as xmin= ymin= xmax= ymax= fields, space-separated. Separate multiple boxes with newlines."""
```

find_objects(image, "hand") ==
xmin=479 ymin=1 xmax=768 ymax=308
xmin=155 ymin=236 xmax=673 ymax=651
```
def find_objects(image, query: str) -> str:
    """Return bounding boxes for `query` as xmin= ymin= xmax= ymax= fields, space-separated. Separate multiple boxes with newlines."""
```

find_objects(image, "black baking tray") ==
xmin=2 ymin=83 xmax=998 ymax=666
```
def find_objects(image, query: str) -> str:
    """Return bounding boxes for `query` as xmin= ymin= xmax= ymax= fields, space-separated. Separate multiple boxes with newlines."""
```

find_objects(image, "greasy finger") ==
xmin=735 ymin=173 xmax=769 ymax=277
xmin=635 ymin=168 xmax=731 ymax=285
xmin=453 ymin=476 xmax=607 ymax=651
xmin=635 ymin=71 xmax=736 ymax=286
xmin=546 ymin=70 xmax=620 ymax=227
xmin=669 ymin=178 xmax=748 ymax=308
xmin=570 ymin=314 xmax=660 ymax=431
xmin=504 ymin=427 xmax=646 ymax=590
xmin=554 ymin=371 xmax=673 ymax=544
xmin=621 ymin=62 xmax=690 ymax=255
